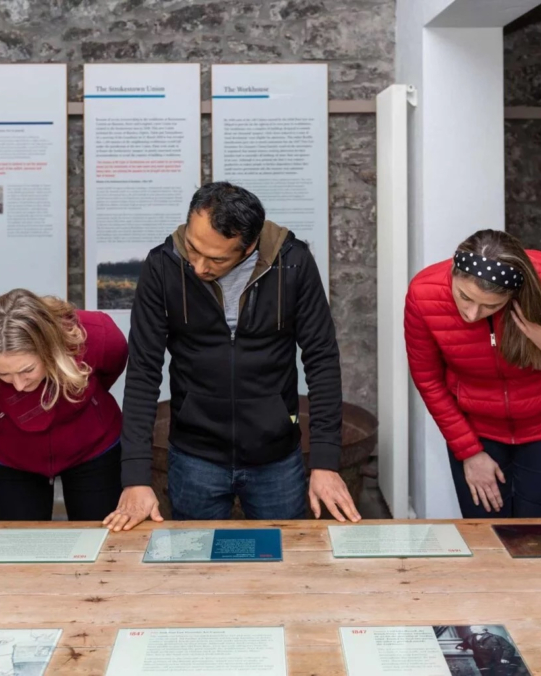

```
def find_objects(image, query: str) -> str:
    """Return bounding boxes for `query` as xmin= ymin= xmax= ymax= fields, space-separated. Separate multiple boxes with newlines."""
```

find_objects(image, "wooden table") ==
xmin=2 ymin=519 xmax=541 ymax=675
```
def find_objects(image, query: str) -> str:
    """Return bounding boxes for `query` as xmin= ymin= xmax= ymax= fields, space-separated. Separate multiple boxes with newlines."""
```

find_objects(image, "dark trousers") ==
xmin=448 ymin=437 xmax=541 ymax=518
xmin=0 ymin=443 xmax=122 ymax=521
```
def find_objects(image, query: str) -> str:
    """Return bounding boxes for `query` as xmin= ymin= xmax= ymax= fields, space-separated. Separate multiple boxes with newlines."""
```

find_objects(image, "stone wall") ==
xmin=505 ymin=14 xmax=541 ymax=249
xmin=0 ymin=0 xmax=396 ymax=414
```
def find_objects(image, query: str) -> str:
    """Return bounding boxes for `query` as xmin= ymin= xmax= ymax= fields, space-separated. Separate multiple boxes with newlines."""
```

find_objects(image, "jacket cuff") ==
xmin=121 ymin=458 xmax=153 ymax=488
xmin=308 ymin=443 xmax=341 ymax=471
xmin=453 ymin=443 xmax=484 ymax=462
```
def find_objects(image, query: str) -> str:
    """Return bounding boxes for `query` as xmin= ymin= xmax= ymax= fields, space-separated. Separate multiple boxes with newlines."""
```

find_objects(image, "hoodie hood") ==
xmin=171 ymin=220 xmax=291 ymax=326
xmin=172 ymin=220 xmax=289 ymax=275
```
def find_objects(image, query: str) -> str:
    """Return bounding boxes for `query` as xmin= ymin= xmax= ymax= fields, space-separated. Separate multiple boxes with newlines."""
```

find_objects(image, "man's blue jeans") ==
xmin=168 ymin=446 xmax=307 ymax=520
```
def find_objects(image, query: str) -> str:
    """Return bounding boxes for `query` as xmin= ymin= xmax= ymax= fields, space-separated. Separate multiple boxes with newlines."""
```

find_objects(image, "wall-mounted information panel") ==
xmin=84 ymin=63 xmax=201 ymax=403
xmin=0 ymin=64 xmax=68 ymax=298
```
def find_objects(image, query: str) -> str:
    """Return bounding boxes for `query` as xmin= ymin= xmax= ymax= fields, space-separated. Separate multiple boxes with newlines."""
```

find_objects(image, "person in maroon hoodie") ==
xmin=0 ymin=288 xmax=128 ymax=521
xmin=405 ymin=230 xmax=541 ymax=518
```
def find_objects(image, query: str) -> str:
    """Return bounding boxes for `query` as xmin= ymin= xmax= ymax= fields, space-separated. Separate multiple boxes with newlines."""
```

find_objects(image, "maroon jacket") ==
xmin=0 ymin=311 xmax=127 ymax=477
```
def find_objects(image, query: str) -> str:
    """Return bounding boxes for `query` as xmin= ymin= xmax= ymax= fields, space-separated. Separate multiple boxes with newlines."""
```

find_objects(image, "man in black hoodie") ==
xmin=104 ymin=182 xmax=360 ymax=530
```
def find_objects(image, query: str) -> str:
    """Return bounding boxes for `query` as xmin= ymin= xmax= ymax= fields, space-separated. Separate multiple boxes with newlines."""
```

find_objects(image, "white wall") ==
xmin=395 ymin=0 xmax=537 ymax=518
xmin=423 ymin=28 xmax=505 ymax=263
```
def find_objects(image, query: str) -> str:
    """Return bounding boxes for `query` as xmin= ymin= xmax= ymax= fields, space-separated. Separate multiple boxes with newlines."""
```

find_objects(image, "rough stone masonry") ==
xmin=504 ymin=13 xmax=541 ymax=251
xmin=0 ymin=0 xmax=396 ymax=414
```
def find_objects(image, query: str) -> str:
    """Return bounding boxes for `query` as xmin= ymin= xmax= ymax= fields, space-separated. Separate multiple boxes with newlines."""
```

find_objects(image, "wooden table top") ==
xmin=1 ymin=518 xmax=541 ymax=675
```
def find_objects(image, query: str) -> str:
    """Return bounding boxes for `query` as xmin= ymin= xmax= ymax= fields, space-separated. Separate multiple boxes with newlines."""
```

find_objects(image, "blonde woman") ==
xmin=0 ymin=289 xmax=128 ymax=520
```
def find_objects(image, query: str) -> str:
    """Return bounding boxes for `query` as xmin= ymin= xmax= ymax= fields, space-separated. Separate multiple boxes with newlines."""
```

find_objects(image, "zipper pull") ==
xmin=487 ymin=317 xmax=496 ymax=347
xmin=231 ymin=331 xmax=235 ymax=345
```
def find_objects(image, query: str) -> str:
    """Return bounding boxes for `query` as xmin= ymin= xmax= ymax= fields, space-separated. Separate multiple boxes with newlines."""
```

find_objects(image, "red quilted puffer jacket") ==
xmin=405 ymin=250 xmax=541 ymax=461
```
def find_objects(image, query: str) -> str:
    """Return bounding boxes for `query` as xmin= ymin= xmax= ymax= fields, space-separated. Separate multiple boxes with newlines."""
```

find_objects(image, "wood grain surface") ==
xmin=1 ymin=519 xmax=540 ymax=675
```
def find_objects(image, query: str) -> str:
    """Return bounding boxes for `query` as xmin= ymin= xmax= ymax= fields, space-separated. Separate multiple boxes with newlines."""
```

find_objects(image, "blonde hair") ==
xmin=453 ymin=230 xmax=541 ymax=370
xmin=0 ymin=289 xmax=91 ymax=410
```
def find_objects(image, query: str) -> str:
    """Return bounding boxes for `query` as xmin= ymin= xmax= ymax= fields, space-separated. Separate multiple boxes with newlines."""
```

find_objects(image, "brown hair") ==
xmin=0 ymin=289 xmax=91 ymax=409
xmin=453 ymin=229 xmax=541 ymax=370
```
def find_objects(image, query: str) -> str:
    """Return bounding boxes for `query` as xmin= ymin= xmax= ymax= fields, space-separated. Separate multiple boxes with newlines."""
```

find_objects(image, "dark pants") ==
xmin=168 ymin=446 xmax=308 ymax=520
xmin=0 ymin=443 xmax=122 ymax=521
xmin=448 ymin=437 xmax=541 ymax=518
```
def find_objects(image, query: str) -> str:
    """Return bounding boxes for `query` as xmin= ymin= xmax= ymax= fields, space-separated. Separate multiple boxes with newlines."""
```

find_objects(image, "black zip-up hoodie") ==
xmin=121 ymin=220 xmax=343 ymax=487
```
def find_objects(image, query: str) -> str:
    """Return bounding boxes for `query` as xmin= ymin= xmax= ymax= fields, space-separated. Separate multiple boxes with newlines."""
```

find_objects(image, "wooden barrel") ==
xmin=151 ymin=397 xmax=378 ymax=519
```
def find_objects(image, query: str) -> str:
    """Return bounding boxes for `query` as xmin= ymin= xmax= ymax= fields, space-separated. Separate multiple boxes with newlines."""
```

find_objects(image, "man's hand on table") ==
xmin=103 ymin=486 xmax=164 ymax=532
xmin=309 ymin=469 xmax=361 ymax=522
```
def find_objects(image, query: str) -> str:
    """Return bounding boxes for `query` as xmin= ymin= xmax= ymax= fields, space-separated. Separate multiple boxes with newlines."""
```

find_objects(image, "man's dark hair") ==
xmin=187 ymin=182 xmax=266 ymax=250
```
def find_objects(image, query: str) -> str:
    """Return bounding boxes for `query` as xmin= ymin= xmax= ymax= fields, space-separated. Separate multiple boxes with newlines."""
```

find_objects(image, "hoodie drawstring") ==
xmin=282 ymin=259 xmax=287 ymax=330
xmin=160 ymin=250 xmax=169 ymax=319
xmin=276 ymin=249 xmax=288 ymax=331
xmin=180 ymin=255 xmax=188 ymax=324
xmin=277 ymin=250 xmax=282 ymax=331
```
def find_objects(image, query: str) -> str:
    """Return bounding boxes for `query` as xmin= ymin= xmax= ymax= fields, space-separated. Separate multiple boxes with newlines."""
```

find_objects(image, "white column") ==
xmin=376 ymin=85 xmax=411 ymax=519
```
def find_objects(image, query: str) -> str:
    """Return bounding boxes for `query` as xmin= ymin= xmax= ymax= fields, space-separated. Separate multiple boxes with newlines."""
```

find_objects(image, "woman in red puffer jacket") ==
xmin=0 ymin=288 xmax=128 ymax=521
xmin=405 ymin=230 xmax=541 ymax=518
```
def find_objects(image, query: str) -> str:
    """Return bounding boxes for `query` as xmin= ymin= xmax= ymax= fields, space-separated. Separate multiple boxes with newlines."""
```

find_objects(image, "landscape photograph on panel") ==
xmin=0 ymin=629 xmax=61 ymax=676
xmin=341 ymin=625 xmax=531 ymax=676
xmin=97 ymin=255 xmax=143 ymax=311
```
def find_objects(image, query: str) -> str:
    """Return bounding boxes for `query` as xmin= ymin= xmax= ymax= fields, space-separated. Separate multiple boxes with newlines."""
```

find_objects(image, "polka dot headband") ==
xmin=454 ymin=251 xmax=524 ymax=290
